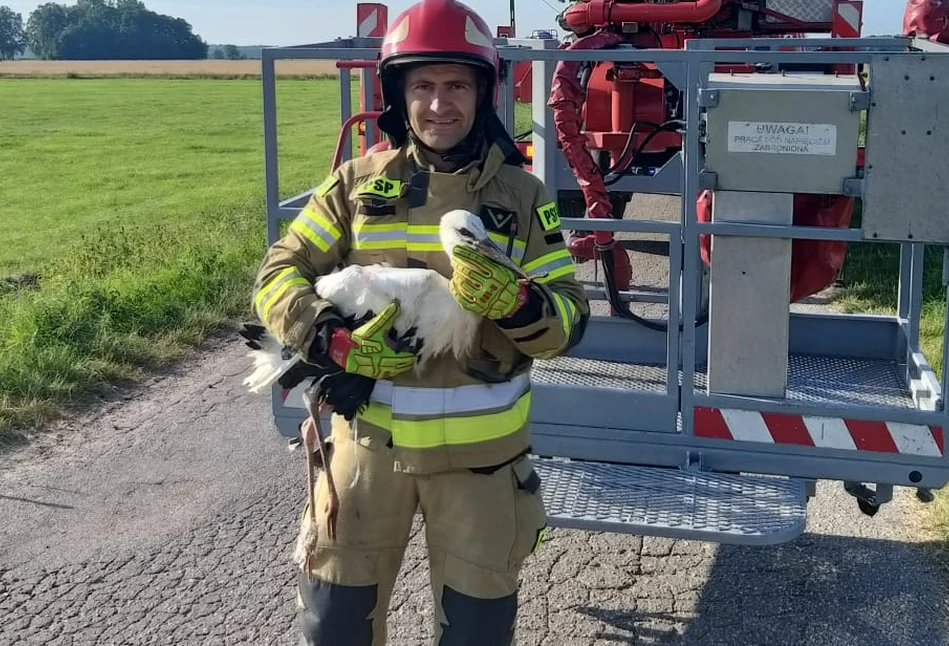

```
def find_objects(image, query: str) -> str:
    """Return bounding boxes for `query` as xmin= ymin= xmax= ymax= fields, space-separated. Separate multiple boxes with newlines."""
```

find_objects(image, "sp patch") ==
xmin=356 ymin=176 xmax=402 ymax=199
xmin=479 ymin=205 xmax=517 ymax=235
xmin=536 ymin=201 xmax=561 ymax=232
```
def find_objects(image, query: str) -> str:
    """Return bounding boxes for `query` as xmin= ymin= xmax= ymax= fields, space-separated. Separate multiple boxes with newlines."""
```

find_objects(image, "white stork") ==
xmin=239 ymin=208 xmax=533 ymax=399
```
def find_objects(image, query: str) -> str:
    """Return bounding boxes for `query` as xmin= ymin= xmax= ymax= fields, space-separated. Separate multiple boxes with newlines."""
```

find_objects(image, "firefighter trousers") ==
xmin=294 ymin=424 xmax=548 ymax=645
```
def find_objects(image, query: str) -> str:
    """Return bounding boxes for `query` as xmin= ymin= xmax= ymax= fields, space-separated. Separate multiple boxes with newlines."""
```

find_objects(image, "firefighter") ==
xmin=251 ymin=0 xmax=589 ymax=642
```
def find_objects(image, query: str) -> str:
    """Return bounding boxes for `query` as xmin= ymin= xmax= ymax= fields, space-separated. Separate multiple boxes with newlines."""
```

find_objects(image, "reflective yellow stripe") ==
xmin=314 ymin=174 xmax=339 ymax=197
xmin=351 ymin=221 xmax=524 ymax=266
xmin=254 ymin=266 xmax=310 ymax=321
xmin=370 ymin=374 xmax=530 ymax=416
xmin=290 ymin=207 xmax=342 ymax=252
xmin=551 ymin=292 xmax=577 ymax=339
xmin=358 ymin=375 xmax=532 ymax=448
xmin=487 ymin=231 xmax=527 ymax=265
xmin=355 ymin=176 xmax=402 ymax=199
xmin=358 ymin=392 xmax=532 ymax=449
xmin=523 ymin=248 xmax=575 ymax=281
xmin=539 ymin=265 xmax=576 ymax=283
xmin=406 ymin=224 xmax=441 ymax=252
xmin=353 ymin=223 xmax=468 ymax=253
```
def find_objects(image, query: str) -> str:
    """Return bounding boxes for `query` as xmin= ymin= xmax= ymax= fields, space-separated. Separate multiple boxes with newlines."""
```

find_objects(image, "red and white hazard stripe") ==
xmin=357 ymin=3 xmax=388 ymax=37
xmin=832 ymin=1 xmax=863 ymax=39
xmin=694 ymin=407 xmax=944 ymax=457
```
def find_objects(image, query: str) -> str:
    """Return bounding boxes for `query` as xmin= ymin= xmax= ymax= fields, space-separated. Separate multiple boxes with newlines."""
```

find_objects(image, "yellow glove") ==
xmin=449 ymin=244 xmax=528 ymax=319
xmin=328 ymin=301 xmax=418 ymax=379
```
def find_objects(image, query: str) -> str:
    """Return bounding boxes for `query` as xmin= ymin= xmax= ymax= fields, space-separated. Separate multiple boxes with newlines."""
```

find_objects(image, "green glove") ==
xmin=328 ymin=301 xmax=418 ymax=379
xmin=449 ymin=244 xmax=528 ymax=319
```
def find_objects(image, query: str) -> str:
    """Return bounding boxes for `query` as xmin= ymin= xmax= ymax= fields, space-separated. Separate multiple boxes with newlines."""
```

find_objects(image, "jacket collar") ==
xmin=401 ymin=137 xmax=509 ymax=193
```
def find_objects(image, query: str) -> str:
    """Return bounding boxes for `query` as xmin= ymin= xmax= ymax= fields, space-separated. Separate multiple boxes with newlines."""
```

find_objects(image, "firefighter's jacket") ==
xmin=252 ymin=139 xmax=590 ymax=474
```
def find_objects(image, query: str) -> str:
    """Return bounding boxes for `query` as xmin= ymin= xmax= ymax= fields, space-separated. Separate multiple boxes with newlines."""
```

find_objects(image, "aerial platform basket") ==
xmin=259 ymin=34 xmax=949 ymax=545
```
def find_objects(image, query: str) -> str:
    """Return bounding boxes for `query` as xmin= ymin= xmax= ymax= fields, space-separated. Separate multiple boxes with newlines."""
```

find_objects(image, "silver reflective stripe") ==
xmin=406 ymin=231 xmax=440 ymax=245
xmin=370 ymin=373 xmax=531 ymax=418
xmin=353 ymin=225 xmax=406 ymax=249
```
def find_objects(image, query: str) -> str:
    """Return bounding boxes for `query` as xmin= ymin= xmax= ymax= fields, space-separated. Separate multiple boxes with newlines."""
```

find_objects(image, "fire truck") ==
xmin=258 ymin=0 xmax=949 ymax=545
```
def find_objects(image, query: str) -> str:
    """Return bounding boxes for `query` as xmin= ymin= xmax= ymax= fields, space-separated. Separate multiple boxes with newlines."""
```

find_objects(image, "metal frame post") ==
xmin=258 ymin=35 xmax=949 ymax=494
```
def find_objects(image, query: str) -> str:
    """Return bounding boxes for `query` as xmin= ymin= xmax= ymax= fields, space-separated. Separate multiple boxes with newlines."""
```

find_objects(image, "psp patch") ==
xmin=536 ymin=201 xmax=561 ymax=232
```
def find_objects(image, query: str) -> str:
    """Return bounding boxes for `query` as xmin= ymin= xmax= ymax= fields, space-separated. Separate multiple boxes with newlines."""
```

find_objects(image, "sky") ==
xmin=4 ymin=0 xmax=908 ymax=47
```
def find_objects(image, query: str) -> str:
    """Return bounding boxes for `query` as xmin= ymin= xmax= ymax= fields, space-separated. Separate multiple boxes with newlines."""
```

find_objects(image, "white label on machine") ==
xmin=727 ymin=121 xmax=837 ymax=156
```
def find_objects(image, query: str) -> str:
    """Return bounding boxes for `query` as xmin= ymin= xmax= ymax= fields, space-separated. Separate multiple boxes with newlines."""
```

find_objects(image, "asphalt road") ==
xmin=2 ymin=196 xmax=948 ymax=645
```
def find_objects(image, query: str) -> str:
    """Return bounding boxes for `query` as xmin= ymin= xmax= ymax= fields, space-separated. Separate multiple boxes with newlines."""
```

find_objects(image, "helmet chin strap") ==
xmin=408 ymin=110 xmax=488 ymax=170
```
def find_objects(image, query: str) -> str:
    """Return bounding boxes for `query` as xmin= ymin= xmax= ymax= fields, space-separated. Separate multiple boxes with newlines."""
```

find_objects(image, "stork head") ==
xmin=438 ymin=209 xmax=529 ymax=278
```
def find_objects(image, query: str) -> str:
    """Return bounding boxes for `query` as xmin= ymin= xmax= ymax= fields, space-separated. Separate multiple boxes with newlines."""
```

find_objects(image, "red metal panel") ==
xmin=356 ymin=4 xmax=388 ymax=155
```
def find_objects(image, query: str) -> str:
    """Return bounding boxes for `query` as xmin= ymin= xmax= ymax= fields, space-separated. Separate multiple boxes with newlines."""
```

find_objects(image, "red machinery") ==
xmin=904 ymin=0 xmax=949 ymax=44
xmin=549 ymin=0 xmax=867 ymax=310
xmin=349 ymin=1 xmax=943 ymax=312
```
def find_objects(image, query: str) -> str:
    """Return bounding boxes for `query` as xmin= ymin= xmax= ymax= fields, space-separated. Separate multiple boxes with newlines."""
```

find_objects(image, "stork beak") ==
xmin=472 ymin=237 xmax=543 ymax=281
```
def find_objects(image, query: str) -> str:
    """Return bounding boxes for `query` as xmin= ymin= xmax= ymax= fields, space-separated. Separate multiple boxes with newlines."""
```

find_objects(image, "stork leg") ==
xmin=300 ymin=389 xmax=340 ymax=577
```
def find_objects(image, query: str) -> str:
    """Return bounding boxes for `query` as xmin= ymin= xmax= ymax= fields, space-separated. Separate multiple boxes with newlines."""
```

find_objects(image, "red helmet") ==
xmin=380 ymin=0 xmax=499 ymax=81
xmin=375 ymin=0 xmax=501 ymax=147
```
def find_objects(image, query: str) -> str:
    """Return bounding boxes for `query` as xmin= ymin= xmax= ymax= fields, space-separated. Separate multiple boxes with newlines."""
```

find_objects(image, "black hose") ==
xmin=597 ymin=242 xmax=710 ymax=333
xmin=605 ymin=119 xmax=683 ymax=187
xmin=603 ymin=120 xmax=660 ymax=176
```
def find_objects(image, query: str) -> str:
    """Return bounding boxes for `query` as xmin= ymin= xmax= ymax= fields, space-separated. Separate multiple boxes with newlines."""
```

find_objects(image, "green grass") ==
xmin=1 ymin=78 xmax=352 ymax=275
xmin=0 ymin=78 xmax=530 ymax=441
xmin=824 ymin=110 xmax=949 ymax=543
xmin=0 ymin=77 xmax=358 ymax=439
xmin=836 ymin=240 xmax=945 ymax=376
xmin=834 ymin=223 xmax=949 ymax=547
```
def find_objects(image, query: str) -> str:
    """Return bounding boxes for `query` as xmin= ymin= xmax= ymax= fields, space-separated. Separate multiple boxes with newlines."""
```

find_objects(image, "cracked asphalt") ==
xmin=2 ymin=196 xmax=948 ymax=645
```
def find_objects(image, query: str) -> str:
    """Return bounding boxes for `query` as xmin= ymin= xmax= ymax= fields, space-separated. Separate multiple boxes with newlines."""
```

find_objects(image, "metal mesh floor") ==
xmin=533 ymin=458 xmax=807 ymax=545
xmin=531 ymin=354 xmax=914 ymax=408
xmin=531 ymin=356 xmax=670 ymax=393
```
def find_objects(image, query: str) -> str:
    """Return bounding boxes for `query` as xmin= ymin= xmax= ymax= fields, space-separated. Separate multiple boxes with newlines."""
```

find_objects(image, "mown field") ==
xmin=0 ymin=71 xmax=532 ymax=443
xmin=0 ymin=75 xmax=357 ymax=439
xmin=2 ymin=77 xmax=342 ymax=276
xmin=2 ymin=66 xmax=949 ymax=545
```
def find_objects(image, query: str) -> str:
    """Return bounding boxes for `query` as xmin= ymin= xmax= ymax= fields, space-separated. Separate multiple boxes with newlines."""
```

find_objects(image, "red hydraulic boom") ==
xmin=343 ymin=1 xmax=944 ymax=313
xmin=548 ymin=0 xmax=868 ymax=310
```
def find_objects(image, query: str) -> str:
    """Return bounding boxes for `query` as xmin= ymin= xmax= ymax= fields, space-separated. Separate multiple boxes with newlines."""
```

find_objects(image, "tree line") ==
xmin=0 ymin=0 xmax=209 ymax=61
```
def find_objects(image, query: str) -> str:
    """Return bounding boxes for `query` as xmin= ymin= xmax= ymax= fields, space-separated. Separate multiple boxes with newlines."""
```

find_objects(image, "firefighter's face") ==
xmin=404 ymin=63 xmax=481 ymax=152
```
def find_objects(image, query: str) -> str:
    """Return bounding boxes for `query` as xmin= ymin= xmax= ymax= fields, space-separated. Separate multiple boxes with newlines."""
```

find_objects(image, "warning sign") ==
xmin=727 ymin=121 xmax=837 ymax=156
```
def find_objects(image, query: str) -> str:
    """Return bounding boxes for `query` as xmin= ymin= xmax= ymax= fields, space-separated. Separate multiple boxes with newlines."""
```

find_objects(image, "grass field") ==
xmin=2 ymin=70 xmax=949 ymax=546
xmin=0 ymin=76 xmax=358 ymax=437
xmin=2 ymin=77 xmax=348 ymax=275
xmin=0 ymin=75 xmax=532 ymax=441
xmin=832 ymin=236 xmax=949 ymax=545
